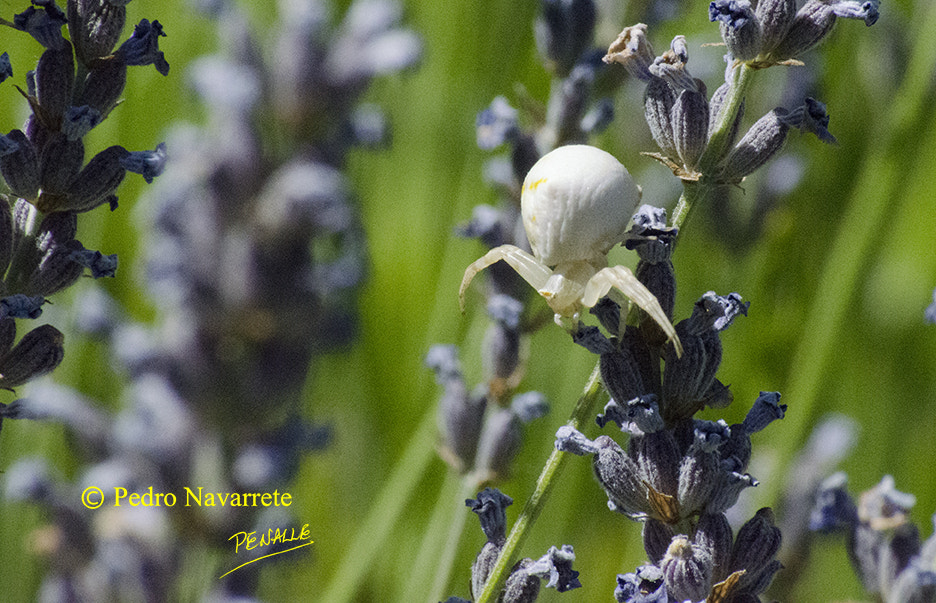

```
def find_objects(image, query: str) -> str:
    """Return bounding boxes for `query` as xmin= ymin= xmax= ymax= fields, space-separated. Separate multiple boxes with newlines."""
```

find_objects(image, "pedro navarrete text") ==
xmin=113 ymin=487 xmax=293 ymax=507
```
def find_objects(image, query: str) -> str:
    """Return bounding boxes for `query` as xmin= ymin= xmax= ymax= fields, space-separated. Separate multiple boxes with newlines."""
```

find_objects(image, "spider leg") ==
xmin=581 ymin=265 xmax=683 ymax=356
xmin=459 ymin=245 xmax=553 ymax=312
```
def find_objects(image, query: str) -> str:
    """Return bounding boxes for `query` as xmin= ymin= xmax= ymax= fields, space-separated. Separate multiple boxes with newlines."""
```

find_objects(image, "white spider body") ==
xmin=460 ymin=145 xmax=682 ymax=355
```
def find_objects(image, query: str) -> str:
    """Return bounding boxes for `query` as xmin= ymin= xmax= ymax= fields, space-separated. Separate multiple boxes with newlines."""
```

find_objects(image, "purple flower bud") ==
xmin=62 ymin=105 xmax=103 ymax=140
xmin=0 ymin=294 xmax=46 ymax=319
xmin=120 ymin=142 xmax=167 ymax=183
xmin=67 ymin=0 xmax=128 ymax=65
xmin=35 ymin=43 xmax=75 ymax=123
xmin=756 ymin=0 xmax=797 ymax=54
xmin=38 ymin=133 xmax=84 ymax=199
xmin=502 ymin=557 xmax=541 ymax=602
xmin=720 ymin=108 xmax=790 ymax=182
xmin=0 ymin=130 xmax=40 ymax=201
xmin=466 ymin=487 xmax=513 ymax=544
xmin=615 ymin=565 xmax=668 ymax=603
xmin=75 ymin=55 xmax=127 ymax=117
xmin=0 ymin=52 xmax=12 ymax=83
xmin=0 ymin=323 xmax=65 ymax=390
xmin=709 ymin=0 xmax=763 ymax=61
xmin=673 ymin=84 xmax=710 ymax=170
xmin=643 ymin=519 xmax=674 ymax=564
xmin=603 ymin=24 xmax=655 ymax=81
xmin=66 ymin=145 xmax=128 ymax=213
xmin=695 ymin=512 xmax=734 ymax=583
xmin=13 ymin=2 xmax=67 ymax=49
xmin=118 ymin=19 xmax=170 ymax=75
xmin=644 ymin=77 xmax=678 ymax=159
xmin=70 ymin=247 xmax=118 ymax=278
xmin=535 ymin=0 xmax=596 ymax=76
xmin=660 ymin=534 xmax=714 ymax=601
xmin=767 ymin=0 xmax=836 ymax=61
xmin=728 ymin=508 xmax=782 ymax=594
xmin=526 ymin=545 xmax=581 ymax=592
xmin=741 ymin=391 xmax=786 ymax=433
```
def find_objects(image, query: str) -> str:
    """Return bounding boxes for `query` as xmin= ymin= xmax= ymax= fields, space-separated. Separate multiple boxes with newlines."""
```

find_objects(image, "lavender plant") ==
xmin=1 ymin=0 xmax=419 ymax=599
xmin=0 ymin=0 xmax=167 ymax=407
xmin=437 ymin=1 xmax=897 ymax=601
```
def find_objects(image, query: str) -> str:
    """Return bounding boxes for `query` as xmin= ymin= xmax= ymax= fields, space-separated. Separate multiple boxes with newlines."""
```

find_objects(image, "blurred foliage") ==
xmin=1 ymin=0 xmax=935 ymax=601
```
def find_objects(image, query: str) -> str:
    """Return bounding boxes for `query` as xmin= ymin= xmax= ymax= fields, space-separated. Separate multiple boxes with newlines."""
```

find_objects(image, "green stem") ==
xmin=475 ymin=364 xmax=604 ymax=603
xmin=699 ymin=62 xmax=754 ymax=174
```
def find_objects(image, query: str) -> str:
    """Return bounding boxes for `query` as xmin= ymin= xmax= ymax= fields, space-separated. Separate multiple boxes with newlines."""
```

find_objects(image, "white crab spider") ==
xmin=460 ymin=144 xmax=682 ymax=356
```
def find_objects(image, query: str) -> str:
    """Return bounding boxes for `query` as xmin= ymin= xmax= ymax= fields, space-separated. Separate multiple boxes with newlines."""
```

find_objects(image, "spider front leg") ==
xmin=459 ymin=244 xmax=553 ymax=312
xmin=581 ymin=265 xmax=683 ymax=356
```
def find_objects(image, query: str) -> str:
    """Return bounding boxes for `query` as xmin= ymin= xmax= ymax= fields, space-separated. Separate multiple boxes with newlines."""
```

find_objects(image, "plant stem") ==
xmin=475 ymin=364 xmax=604 ymax=603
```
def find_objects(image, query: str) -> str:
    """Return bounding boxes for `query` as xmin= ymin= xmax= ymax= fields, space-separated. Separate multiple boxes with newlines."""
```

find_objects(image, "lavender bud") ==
xmin=644 ymin=77 xmax=678 ymax=159
xmin=62 ymin=105 xmax=103 ymax=141
xmin=597 ymin=395 xmax=664 ymax=435
xmin=662 ymin=322 xmax=719 ymax=421
xmin=720 ymin=108 xmax=790 ymax=182
xmin=677 ymin=422 xmax=728 ymax=516
xmin=591 ymin=435 xmax=652 ymax=518
xmin=580 ymin=97 xmax=614 ymax=136
xmin=38 ymin=133 xmax=85 ymax=198
xmin=476 ymin=96 xmax=519 ymax=150
xmin=70 ymin=247 xmax=118 ymax=278
xmin=660 ymin=535 xmax=714 ymax=601
xmin=67 ymin=0 xmax=128 ymax=65
xmin=695 ymin=512 xmax=734 ymax=583
xmin=0 ymin=318 xmax=14 ymax=356
xmin=630 ymin=430 xmax=681 ymax=507
xmin=709 ymin=0 xmax=763 ymax=61
xmin=599 ymin=345 xmax=647 ymax=410
xmin=0 ymin=294 xmax=46 ymax=320
xmin=13 ymin=3 xmax=67 ymax=49
xmin=483 ymin=294 xmax=523 ymax=382
xmin=119 ymin=142 xmax=167 ymax=183
xmin=767 ymin=0 xmax=836 ymax=61
xmin=648 ymin=37 xmax=698 ymax=92
xmin=525 ymin=545 xmax=581 ymax=592
xmin=481 ymin=398 xmax=542 ymax=479
xmin=603 ymin=23 xmax=655 ymax=81
xmin=729 ymin=508 xmax=782 ymax=594
xmin=66 ymin=145 xmax=128 ymax=213
xmin=782 ymin=96 xmax=837 ymax=144
xmin=0 ymin=196 xmax=11 ymax=271
xmin=117 ymin=19 xmax=170 ymax=76
xmin=0 ymin=324 xmax=65 ymax=390
xmin=0 ymin=131 xmax=40 ymax=201
xmin=0 ymin=52 xmax=11 ymax=83
xmin=833 ymin=0 xmax=880 ymax=26
xmin=615 ymin=565 xmax=667 ymax=602
xmin=535 ymin=0 xmax=596 ymax=76
xmin=35 ymin=43 xmax=75 ymax=124
xmin=643 ymin=519 xmax=675 ymax=563
xmin=554 ymin=425 xmax=601 ymax=455
xmin=708 ymin=468 xmax=758 ymax=514
xmin=471 ymin=541 xmax=502 ymax=600
xmin=589 ymin=297 xmax=621 ymax=335
xmin=926 ymin=288 xmax=936 ymax=324
xmin=755 ymin=0 xmax=797 ymax=54
xmin=427 ymin=345 xmax=484 ymax=471
xmin=502 ymin=557 xmax=541 ymax=603
xmin=741 ymin=391 xmax=786 ymax=433
xmin=27 ymin=241 xmax=85 ymax=296
xmin=467 ymin=487 xmax=513 ymax=544
xmin=76 ymin=55 xmax=127 ymax=117
xmin=672 ymin=84 xmax=709 ymax=171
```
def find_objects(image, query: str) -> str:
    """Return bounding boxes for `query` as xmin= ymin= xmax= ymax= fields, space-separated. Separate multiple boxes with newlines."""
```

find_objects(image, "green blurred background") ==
xmin=1 ymin=0 xmax=935 ymax=600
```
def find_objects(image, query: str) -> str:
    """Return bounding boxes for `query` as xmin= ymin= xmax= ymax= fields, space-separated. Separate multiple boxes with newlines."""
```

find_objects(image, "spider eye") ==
xmin=521 ymin=145 xmax=640 ymax=267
